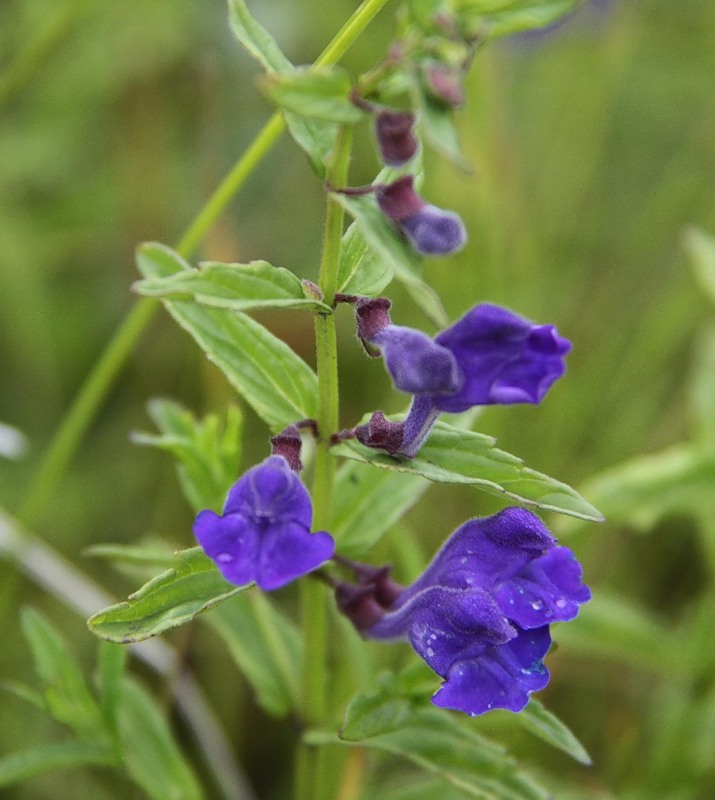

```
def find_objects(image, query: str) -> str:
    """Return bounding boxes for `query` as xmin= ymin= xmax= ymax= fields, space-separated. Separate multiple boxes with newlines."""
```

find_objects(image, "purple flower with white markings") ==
xmin=344 ymin=507 xmax=590 ymax=715
xmin=350 ymin=299 xmax=571 ymax=457
xmin=377 ymin=176 xmax=466 ymax=256
xmin=194 ymin=455 xmax=334 ymax=591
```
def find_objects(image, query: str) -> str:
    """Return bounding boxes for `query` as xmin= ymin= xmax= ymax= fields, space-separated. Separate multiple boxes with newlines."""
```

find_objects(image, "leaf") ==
xmin=337 ymin=220 xmax=394 ymax=296
xmin=0 ymin=741 xmax=116 ymax=788
xmin=226 ymin=0 xmax=340 ymax=175
xmin=331 ymin=459 xmax=429 ymax=557
xmin=578 ymin=444 xmax=715 ymax=530
xmin=338 ymin=680 xmax=550 ymax=800
xmin=227 ymin=0 xmax=291 ymax=72
xmin=334 ymin=192 xmax=448 ymax=327
xmin=96 ymin=642 xmax=128 ymax=735
xmin=84 ymin=541 xmax=178 ymax=571
xmin=415 ymin=88 xmax=469 ymax=169
xmin=133 ymin=260 xmax=331 ymax=313
xmin=684 ymin=226 xmax=715 ymax=307
xmin=507 ymin=699 xmax=591 ymax=765
xmin=690 ymin=327 xmax=715 ymax=451
xmin=260 ymin=66 xmax=364 ymax=123
xmin=132 ymin=398 xmax=243 ymax=513
xmin=283 ymin=113 xmax=341 ymax=177
xmin=553 ymin=591 xmax=686 ymax=675
xmin=21 ymin=609 xmax=105 ymax=740
xmin=458 ymin=0 xmax=582 ymax=39
xmin=0 ymin=680 xmax=46 ymax=711
xmin=87 ymin=547 xmax=248 ymax=643
xmin=206 ymin=591 xmax=302 ymax=717
xmin=331 ymin=420 xmax=603 ymax=522
xmin=118 ymin=676 xmax=204 ymax=800
xmin=136 ymin=243 xmax=318 ymax=430
xmin=366 ymin=776 xmax=469 ymax=800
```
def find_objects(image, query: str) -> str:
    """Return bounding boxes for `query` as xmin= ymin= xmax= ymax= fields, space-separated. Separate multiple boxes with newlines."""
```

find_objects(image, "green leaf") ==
xmin=457 ymin=0 xmax=582 ymax=39
xmin=507 ymin=699 xmax=591 ymax=765
xmin=553 ymin=591 xmax=686 ymax=675
xmin=96 ymin=642 xmax=128 ymax=736
xmin=226 ymin=0 xmax=340 ymax=175
xmin=578 ymin=444 xmax=715 ymax=530
xmin=690 ymin=327 xmax=715 ymax=452
xmin=260 ymin=66 xmax=363 ymax=123
xmin=284 ymin=113 xmax=341 ymax=177
xmin=133 ymin=260 xmax=331 ymax=313
xmin=340 ymin=677 xmax=415 ymax=742
xmin=0 ymin=680 xmax=46 ymax=711
xmin=0 ymin=741 xmax=116 ymax=788
xmin=337 ymin=220 xmax=395 ymax=296
xmin=415 ymin=88 xmax=469 ymax=169
xmin=366 ymin=776 xmax=469 ymax=800
xmin=84 ymin=541 xmax=178 ymax=571
xmin=338 ymin=680 xmax=550 ymax=800
xmin=118 ymin=676 xmax=204 ymax=800
xmin=331 ymin=459 xmax=429 ymax=558
xmin=331 ymin=420 xmax=603 ymax=522
xmin=227 ymin=0 xmax=291 ymax=72
xmin=136 ymin=243 xmax=318 ymax=430
xmin=206 ymin=591 xmax=302 ymax=717
xmin=21 ymin=609 xmax=105 ymax=740
xmin=334 ymin=192 xmax=449 ymax=327
xmin=87 ymin=547 xmax=248 ymax=643
xmin=132 ymin=398 xmax=243 ymax=513
xmin=684 ymin=226 xmax=715 ymax=307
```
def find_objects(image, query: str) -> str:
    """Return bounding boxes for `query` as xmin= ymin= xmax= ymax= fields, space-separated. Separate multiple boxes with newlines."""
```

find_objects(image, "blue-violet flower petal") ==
xmin=362 ymin=508 xmax=589 ymax=715
xmin=194 ymin=455 xmax=334 ymax=591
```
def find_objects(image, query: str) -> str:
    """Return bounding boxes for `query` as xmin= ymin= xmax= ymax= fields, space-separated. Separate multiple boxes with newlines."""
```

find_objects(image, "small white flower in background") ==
xmin=0 ymin=422 xmax=28 ymax=460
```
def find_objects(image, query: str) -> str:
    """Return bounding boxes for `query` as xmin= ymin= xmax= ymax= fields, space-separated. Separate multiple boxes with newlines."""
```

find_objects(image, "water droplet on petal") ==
xmin=530 ymin=599 xmax=544 ymax=611
xmin=216 ymin=553 xmax=234 ymax=563
xmin=556 ymin=598 xmax=567 ymax=609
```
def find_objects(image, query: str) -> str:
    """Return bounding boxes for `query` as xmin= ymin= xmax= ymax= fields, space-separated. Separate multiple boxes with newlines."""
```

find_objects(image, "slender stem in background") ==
xmin=16 ymin=297 xmax=158 ymax=528
xmin=16 ymin=0 xmax=393 ymax=529
xmin=295 ymin=126 xmax=352 ymax=800
xmin=0 ymin=0 xmax=91 ymax=109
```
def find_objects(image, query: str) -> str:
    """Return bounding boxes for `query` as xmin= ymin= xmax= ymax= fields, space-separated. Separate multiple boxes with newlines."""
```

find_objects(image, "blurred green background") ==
xmin=2 ymin=0 xmax=715 ymax=797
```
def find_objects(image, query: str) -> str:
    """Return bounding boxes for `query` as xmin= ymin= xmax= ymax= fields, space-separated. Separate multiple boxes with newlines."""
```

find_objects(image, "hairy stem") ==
xmin=296 ymin=126 xmax=352 ymax=800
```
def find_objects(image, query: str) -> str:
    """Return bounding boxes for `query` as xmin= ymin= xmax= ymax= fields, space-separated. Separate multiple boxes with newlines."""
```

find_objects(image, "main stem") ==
xmin=296 ymin=127 xmax=352 ymax=800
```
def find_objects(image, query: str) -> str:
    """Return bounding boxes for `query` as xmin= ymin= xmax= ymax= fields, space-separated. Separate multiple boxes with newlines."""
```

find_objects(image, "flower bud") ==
xmin=375 ymin=110 xmax=418 ymax=166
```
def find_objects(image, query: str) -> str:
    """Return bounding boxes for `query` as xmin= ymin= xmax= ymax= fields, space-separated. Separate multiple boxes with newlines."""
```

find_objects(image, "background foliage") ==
xmin=1 ymin=0 xmax=715 ymax=797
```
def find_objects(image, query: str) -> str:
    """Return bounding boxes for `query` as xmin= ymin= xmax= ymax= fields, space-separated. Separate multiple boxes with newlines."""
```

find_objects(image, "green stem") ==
xmin=16 ymin=297 xmax=158 ymax=527
xmin=0 ymin=0 xmax=90 ymax=109
xmin=175 ymin=113 xmax=285 ymax=258
xmin=16 ymin=0 xmax=392 ymax=528
xmin=295 ymin=126 xmax=352 ymax=800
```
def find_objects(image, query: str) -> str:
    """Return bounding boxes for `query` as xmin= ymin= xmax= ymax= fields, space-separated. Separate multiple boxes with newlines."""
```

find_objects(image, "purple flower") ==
xmin=355 ymin=508 xmax=590 ymax=715
xmin=194 ymin=455 xmax=334 ymax=591
xmin=376 ymin=176 xmax=466 ymax=256
xmin=352 ymin=299 xmax=571 ymax=457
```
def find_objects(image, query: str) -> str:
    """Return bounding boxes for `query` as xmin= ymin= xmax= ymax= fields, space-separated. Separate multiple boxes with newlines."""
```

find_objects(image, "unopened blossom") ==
xmin=375 ymin=110 xmax=418 ymax=166
xmin=340 ymin=507 xmax=590 ymax=715
xmin=194 ymin=455 xmax=334 ymax=591
xmin=376 ymin=176 xmax=466 ymax=256
xmin=350 ymin=299 xmax=571 ymax=457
